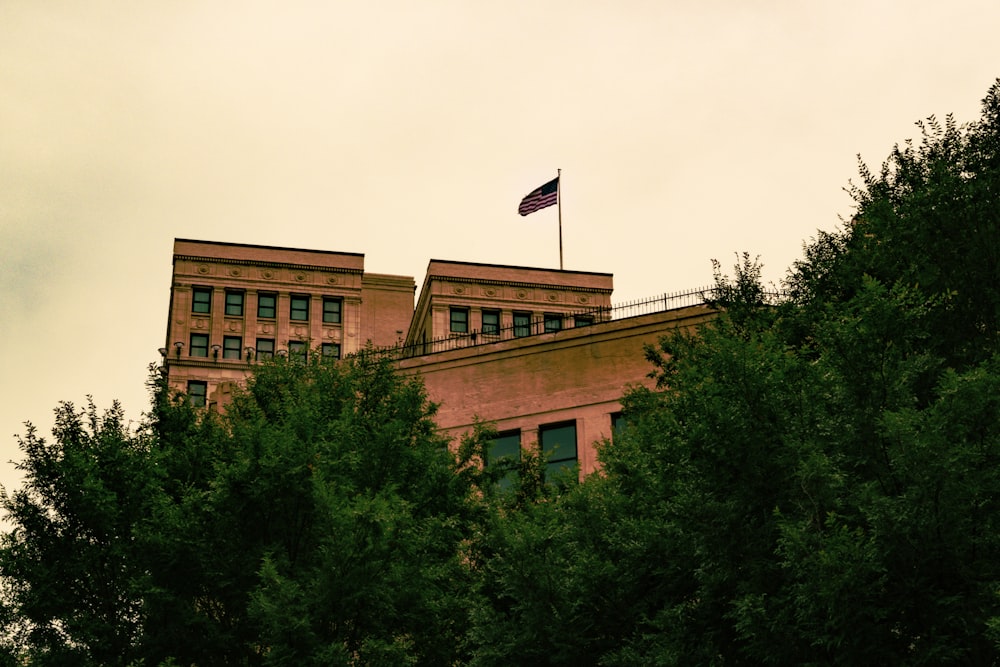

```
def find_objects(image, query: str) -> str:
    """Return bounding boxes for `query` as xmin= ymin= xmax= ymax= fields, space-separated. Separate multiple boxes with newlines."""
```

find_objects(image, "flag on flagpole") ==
xmin=518 ymin=176 xmax=559 ymax=216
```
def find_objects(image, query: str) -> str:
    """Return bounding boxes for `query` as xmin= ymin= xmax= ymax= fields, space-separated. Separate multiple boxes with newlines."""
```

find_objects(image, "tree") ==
xmin=789 ymin=78 xmax=1000 ymax=369
xmin=139 ymin=352 xmax=476 ymax=666
xmin=0 ymin=400 xmax=152 ymax=666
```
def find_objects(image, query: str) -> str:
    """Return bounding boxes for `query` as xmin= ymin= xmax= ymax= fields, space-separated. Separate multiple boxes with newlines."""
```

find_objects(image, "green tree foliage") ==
xmin=4 ymin=80 xmax=1000 ymax=666
xmin=141 ymin=353 xmax=474 ymax=666
xmin=0 ymin=400 xmax=152 ymax=666
xmin=1 ymin=354 xmax=478 ymax=665
xmin=463 ymin=79 xmax=1000 ymax=665
xmin=789 ymin=79 xmax=1000 ymax=368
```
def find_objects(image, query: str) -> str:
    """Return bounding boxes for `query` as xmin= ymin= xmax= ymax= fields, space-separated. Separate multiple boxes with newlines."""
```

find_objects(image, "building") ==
xmin=163 ymin=239 xmax=714 ymax=476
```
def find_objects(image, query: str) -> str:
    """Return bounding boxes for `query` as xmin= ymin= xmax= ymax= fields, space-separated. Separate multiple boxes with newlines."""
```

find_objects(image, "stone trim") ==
xmin=173 ymin=255 xmax=364 ymax=274
xmin=427 ymin=274 xmax=612 ymax=295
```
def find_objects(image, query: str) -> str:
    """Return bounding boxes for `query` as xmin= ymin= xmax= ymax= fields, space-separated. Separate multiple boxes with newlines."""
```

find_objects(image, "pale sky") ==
xmin=1 ymin=1 xmax=998 ymax=495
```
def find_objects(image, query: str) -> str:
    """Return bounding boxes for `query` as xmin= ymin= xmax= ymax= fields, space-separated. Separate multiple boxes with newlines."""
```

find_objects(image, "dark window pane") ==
xmin=192 ymin=287 xmax=212 ymax=314
xmin=187 ymin=381 xmax=207 ymax=407
xmin=256 ymin=338 xmax=274 ymax=359
xmin=540 ymin=421 xmax=577 ymax=478
xmin=323 ymin=297 xmax=342 ymax=324
xmin=514 ymin=312 xmax=531 ymax=338
xmin=450 ymin=307 xmax=469 ymax=333
xmin=289 ymin=340 xmax=307 ymax=362
xmin=258 ymin=293 xmax=276 ymax=319
xmin=482 ymin=310 xmax=500 ymax=335
xmin=544 ymin=314 xmax=562 ymax=333
xmin=223 ymin=336 xmax=242 ymax=359
xmin=322 ymin=343 xmax=341 ymax=359
xmin=190 ymin=334 xmax=209 ymax=357
xmin=574 ymin=314 xmax=594 ymax=327
xmin=290 ymin=295 xmax=309 ymax=321
xmin=488 ymin=430 xmax=521 ymax=489
xmin=225 ymin=291 xmax=244 ymax=317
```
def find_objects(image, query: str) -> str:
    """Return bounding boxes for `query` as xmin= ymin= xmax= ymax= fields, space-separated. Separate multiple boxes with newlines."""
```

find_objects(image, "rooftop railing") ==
xmin=367 ymin=285 xmax=743 ymax=361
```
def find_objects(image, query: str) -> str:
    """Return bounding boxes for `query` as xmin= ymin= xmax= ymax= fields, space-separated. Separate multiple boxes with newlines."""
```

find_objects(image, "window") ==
xmin=450 ymin=307 xmax=469 ymax=334
xmin=611 ymin=412 xmax=628 ymax=441
xmin=257 ymin=292 xmax=277 ymax=319
xmin=574 ymin=314 xmax=594 ymax=327
xmin=192 ymin=287 xmax=212 ymax=314
xmin=256 ymin=338 xmax=274 ymax=359
xmin=187 ymin=381 xmax=207 ymax=407
xmin=290 ymin=295 xmax=309 ymax=321
xmin=223 ymin=336 xmax=242 ymax=360
xmin=323 ymin=297 xmax=343 ymax=324
xmin=540 ymin=421 xmax=578 ymax=479
xmin=321 ymin=342 xmax=341 ymax=360
xmin=513 ymin=312 xmax=531 ymax=338
xmin=488 ymin=430 xmax=521 ymax=489
xmin=288 ymin=340 xmax=307 ymax=362
xmin=544 ymin=313 xmax=562 ymax=333
xmin=189 ymin=333 xmax=209 ymax=357
xmin=225 ymin=290 xmax=244 ymax=317
xmin=482 ymin=309 xmax=500 ymax=336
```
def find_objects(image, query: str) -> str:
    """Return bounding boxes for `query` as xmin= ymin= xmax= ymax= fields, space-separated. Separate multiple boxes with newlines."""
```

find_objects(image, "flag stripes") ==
xmin=518 ymin=177 xmax=559 ymax=216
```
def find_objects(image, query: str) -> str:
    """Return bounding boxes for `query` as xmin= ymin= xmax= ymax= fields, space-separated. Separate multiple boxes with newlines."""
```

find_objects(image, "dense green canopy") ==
xmin=2 ymin=79 xmax=999 ymax=665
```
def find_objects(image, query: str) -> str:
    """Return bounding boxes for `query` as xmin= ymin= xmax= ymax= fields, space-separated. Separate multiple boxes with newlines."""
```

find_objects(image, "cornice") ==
xmin=173 ymin=254 xmax=364 ymax=274
xmin=426 ymin=274 xmax=612 ymax=294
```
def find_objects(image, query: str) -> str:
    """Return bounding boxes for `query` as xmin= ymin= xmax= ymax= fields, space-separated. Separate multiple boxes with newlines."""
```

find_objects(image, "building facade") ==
xmin=163 ymin=239 xmax=714 ymax=476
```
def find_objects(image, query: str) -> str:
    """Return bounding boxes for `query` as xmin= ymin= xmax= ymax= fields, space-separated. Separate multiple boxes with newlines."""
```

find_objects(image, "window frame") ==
xmin=450 ymin=307 xmax=469 ymax=334
xmin=191 ymin=287 xmax=212 ymax=314
xmin=257 ymin=292 xmax=277 ymax=319
xmin=288 ymin=340 xmax=307 ymax=362
xmin=189 ymin=333 xmax=209 ymax=357
xmin=543 ymin=313 xmax=563 ymax=333
xmin=513 ymin=311 xmax=531 ymax=338
xmin=187 ymin=381 xmax=207 ymax=407
xmin=321 ymin=342 xmax=341 ymax=360
xmin=322 ymin=296 xmax=343 ymax=324
xmin=482 ymin=309 xmax=500 ymax=336
xmin=224 ymin=290 xmax=244 ymax=317
xmin=574 ymin=314 xmax=594 ymax=327
xmin=223 ymin=335 xmax=242 ymax=360
xmin=488 ymin=429 xmax=521 ymax=489
xmin=290 ymin=295 xmax=310 ymax=322
xmin=539 ymin=420 xmax=578 ymax=479
xmin=256 ymin=338 xmax=274 ymax=359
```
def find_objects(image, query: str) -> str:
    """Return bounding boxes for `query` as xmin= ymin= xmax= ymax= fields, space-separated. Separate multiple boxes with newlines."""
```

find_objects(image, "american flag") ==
xmin=518 ymin=177 xmax=559 ymax=216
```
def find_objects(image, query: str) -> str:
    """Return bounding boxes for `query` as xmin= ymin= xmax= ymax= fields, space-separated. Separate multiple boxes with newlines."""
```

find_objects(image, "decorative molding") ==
xmin=174 ymin=254 xmax=364 ymax=275
xmin=196 ymin=264 xmax=210 ymax=275
xmin=426 ymin=274 xmax=611 ymax=295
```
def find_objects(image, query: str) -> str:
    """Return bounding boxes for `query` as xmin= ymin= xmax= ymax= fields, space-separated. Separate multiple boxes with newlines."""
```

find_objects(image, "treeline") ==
xmin=2 ymin=79 xmax=1000 ymax=665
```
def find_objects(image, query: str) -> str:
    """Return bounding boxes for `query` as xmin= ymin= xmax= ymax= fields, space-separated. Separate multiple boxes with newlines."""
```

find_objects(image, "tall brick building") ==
xmin=163 ymin=239 xmax=713 ymax=476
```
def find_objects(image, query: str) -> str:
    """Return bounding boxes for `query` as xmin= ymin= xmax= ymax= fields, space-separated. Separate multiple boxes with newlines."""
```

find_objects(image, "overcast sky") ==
xmin=1 ymin=1 xmax=998 ymax=494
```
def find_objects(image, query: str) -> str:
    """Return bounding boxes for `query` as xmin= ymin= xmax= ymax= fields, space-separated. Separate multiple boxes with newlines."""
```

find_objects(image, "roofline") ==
xmin=174 ymin=238 xmax=364 ymax=259
xmin=425 ymin=258 xmax=612 ymax=278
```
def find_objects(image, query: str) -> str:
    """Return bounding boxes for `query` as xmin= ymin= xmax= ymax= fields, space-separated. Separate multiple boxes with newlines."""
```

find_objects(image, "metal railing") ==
xmin=366 ymin=285 xmax=731 ymax=361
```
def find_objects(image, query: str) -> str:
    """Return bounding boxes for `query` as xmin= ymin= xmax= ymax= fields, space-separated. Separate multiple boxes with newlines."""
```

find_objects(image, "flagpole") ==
xmin=557 ymin=168 xmax=563 ymax=270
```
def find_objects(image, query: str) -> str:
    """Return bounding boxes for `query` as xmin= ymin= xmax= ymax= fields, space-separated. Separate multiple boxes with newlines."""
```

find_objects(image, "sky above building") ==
xmin=1 ymin=1 xmax=998 ymax=494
